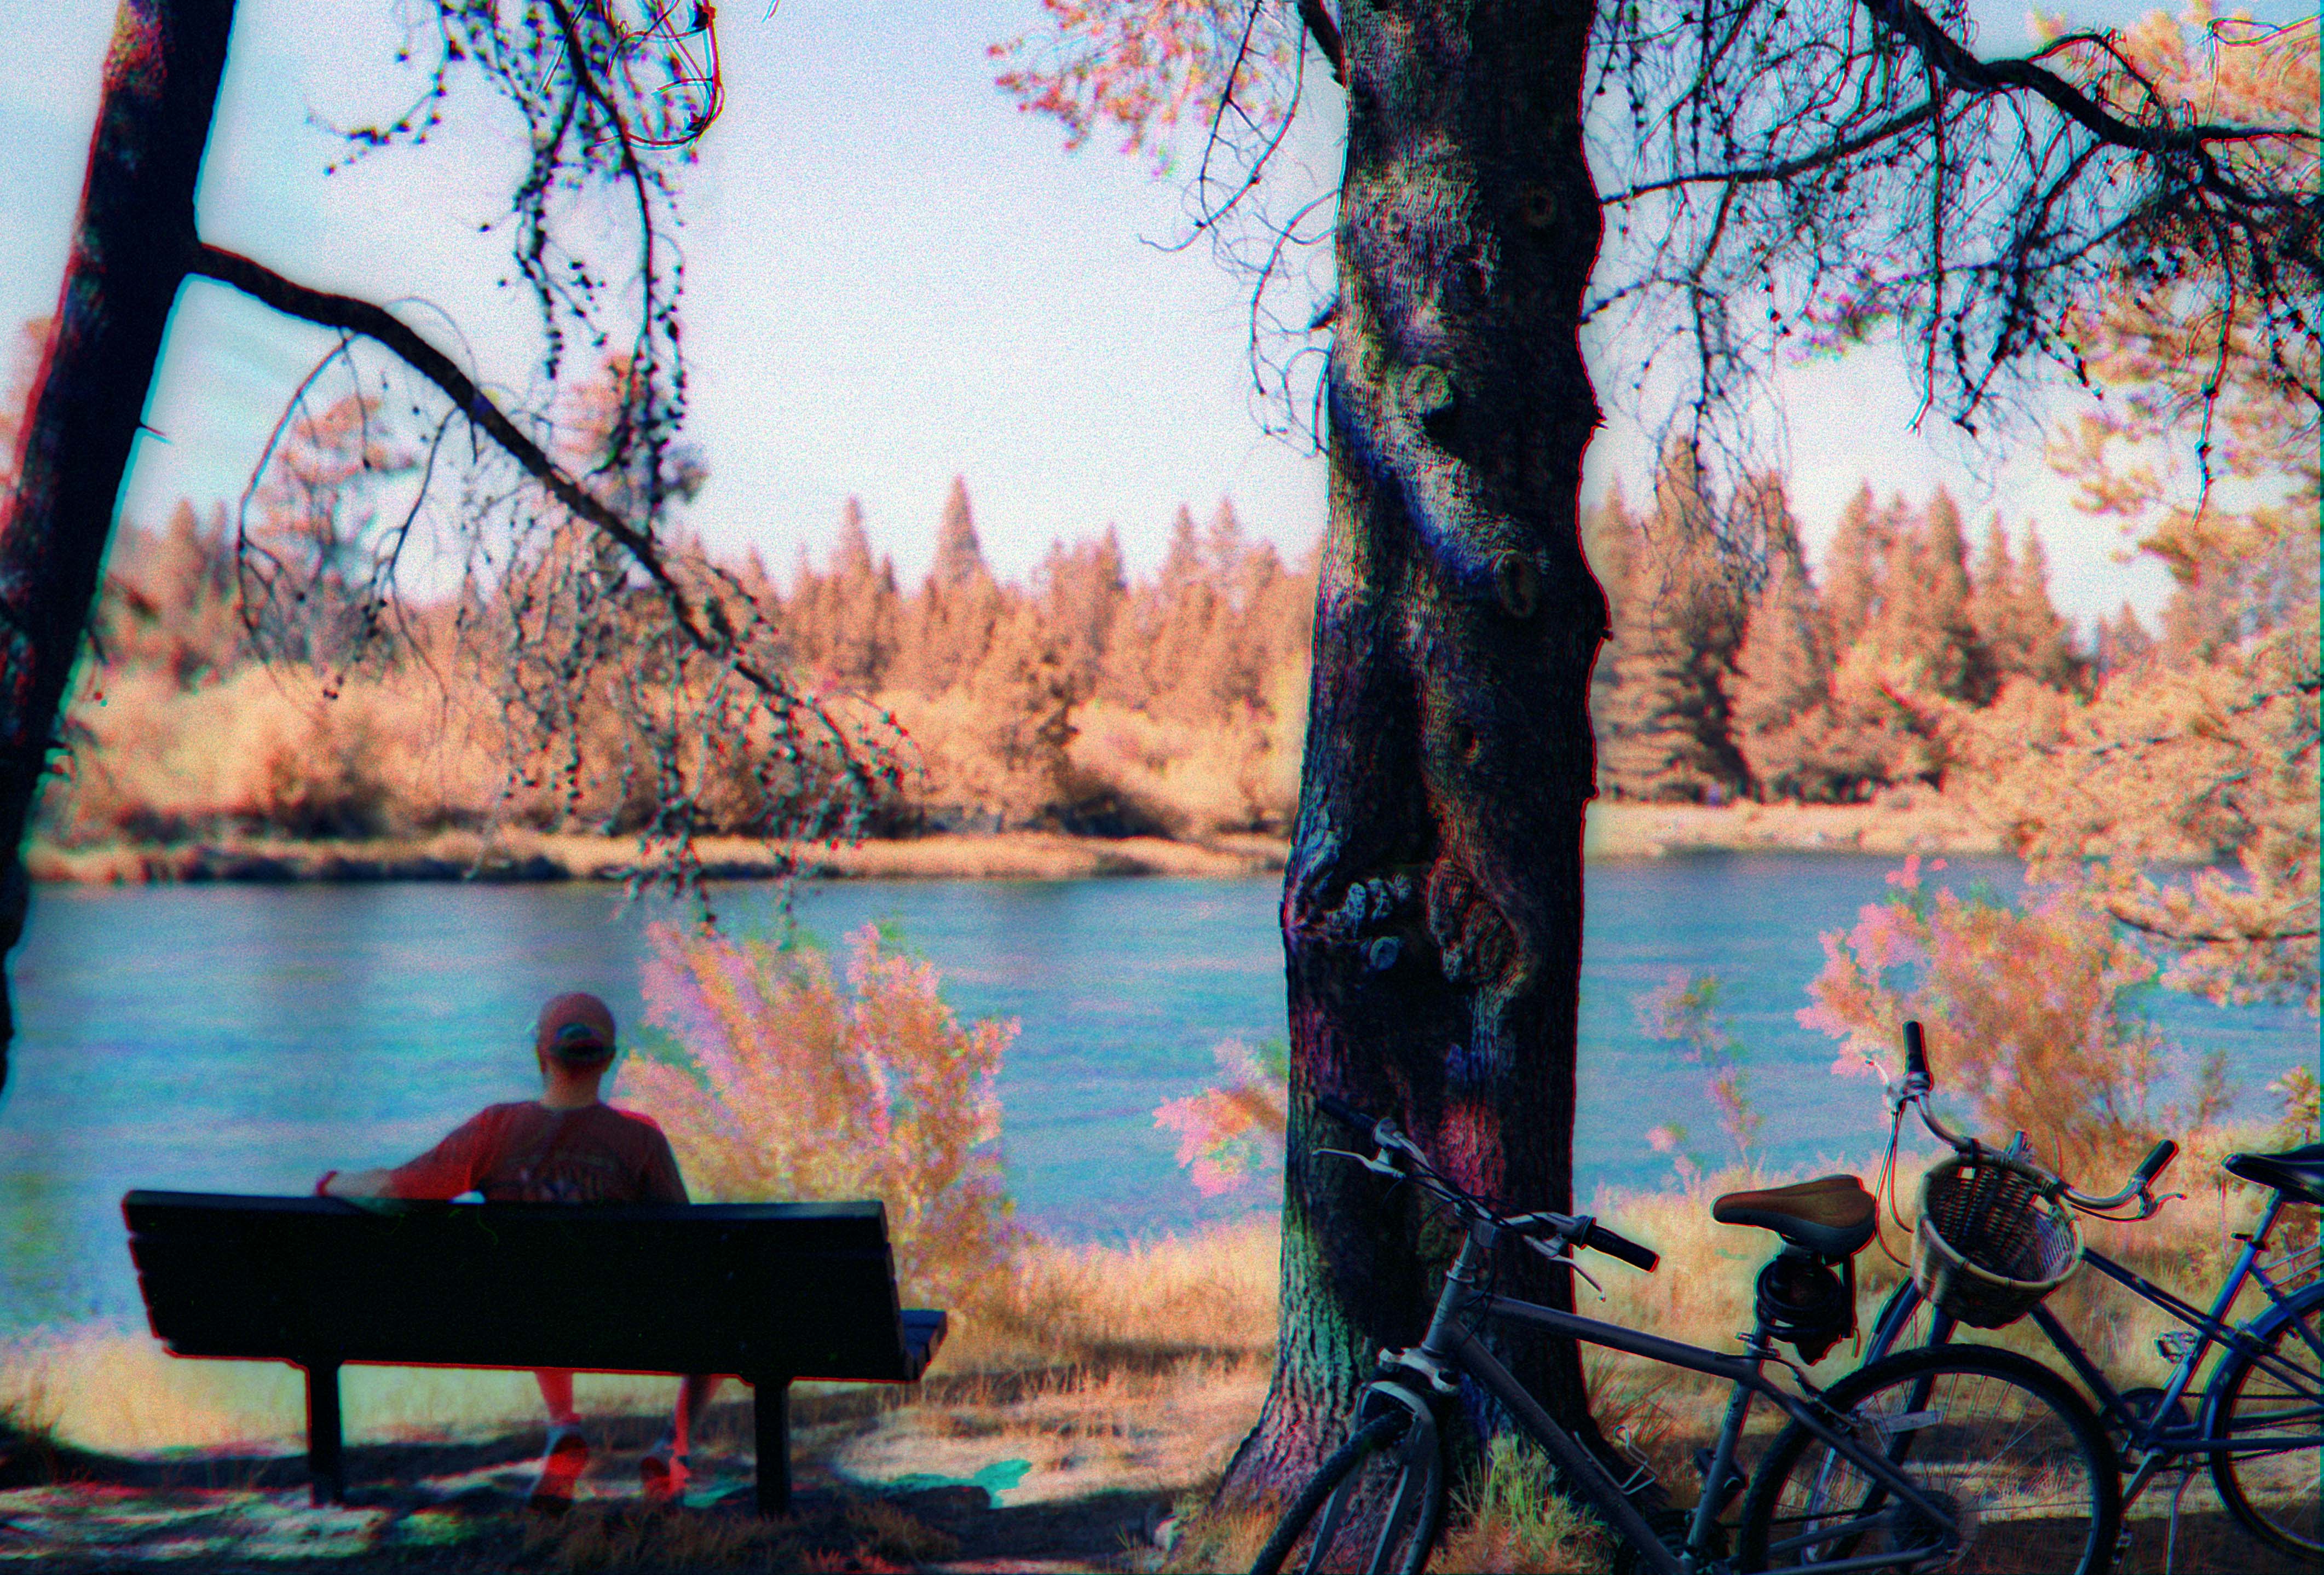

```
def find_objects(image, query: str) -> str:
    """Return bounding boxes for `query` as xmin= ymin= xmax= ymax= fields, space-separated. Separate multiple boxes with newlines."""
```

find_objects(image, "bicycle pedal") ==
xmin=2154 ymin=1330 xmax=2198 ymax=1362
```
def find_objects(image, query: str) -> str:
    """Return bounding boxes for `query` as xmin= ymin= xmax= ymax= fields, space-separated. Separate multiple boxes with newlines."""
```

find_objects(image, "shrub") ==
xmin=1153 ymin=1038 xmax=1288 ymax=1196
xmin=1635 ymin=971 xmax=1764 ymax=1179
xmin=1800 ymin=856 xmax=2229 ymax=1173
xmin=621 ymin=921 xmax=1019 ymax=1309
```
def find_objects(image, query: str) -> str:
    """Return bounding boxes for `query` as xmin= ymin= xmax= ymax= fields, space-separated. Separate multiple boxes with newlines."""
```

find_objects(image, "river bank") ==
xmin=22 ymin=797 xmax=2000 ymax=885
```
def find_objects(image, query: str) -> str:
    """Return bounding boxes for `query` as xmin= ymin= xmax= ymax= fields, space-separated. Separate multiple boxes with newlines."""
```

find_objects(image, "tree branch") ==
xmin=1860 ymin=0 xmax=2317 ymax=160
xmin=186 ymin=242 xmax=786 ymax=695
xmin=1295 ymin=0 xmax=1344 ymax=85
xmin=1603 ymin=97 xmax=1941 ymax=204
xmin=2107 ymin=906 xmax=2320 ymax=947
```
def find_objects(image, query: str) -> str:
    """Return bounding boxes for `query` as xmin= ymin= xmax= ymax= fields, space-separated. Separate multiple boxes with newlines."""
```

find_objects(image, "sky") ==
xmin=2 ymin=0 xmax=2307 ymax=628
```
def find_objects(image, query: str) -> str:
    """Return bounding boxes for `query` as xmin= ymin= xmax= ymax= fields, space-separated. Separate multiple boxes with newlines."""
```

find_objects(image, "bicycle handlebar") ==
xmin=1902 ymin=1019 xmax=1931 ymax=1093
xmin=1312 ymin=1094 xmax=1658 ymax=1272
xmin=1887 ymin=1020 xmax=2178 ymax=1214
xmin=1581 ymin=1219 xmax=1662 ymax=1272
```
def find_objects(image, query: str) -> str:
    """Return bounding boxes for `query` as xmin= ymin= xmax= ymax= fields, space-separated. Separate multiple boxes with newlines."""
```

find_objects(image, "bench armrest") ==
xmin=901 ymin=1309 xmax=948 ymax=1380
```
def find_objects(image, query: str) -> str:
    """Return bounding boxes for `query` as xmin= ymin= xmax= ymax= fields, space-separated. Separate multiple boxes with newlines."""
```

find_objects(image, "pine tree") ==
xmin=2010 ymin=532 xmax=2084 ymax=693
xmin=823 ymin=497 xmax=901 ymax=691
xmin=1820 ymin=483 xmax=1890 ymax=652
xmin=1877 ymin=486 xmax=1985 ymax=702
xmin=964 ymin=603 xmax=1082 ymax=830
xmin=1582 ymin=490 xmax=1633 ymax=771
xmin=2091 ymin=601 xmax=2156 ymax=685
xmin=1149 ymin=504 xmax=1222 ymax=720
xmin=1970 ymin=517 xmax=2083 ymax=696
xmin=896 ymin=476 xmax=1004 ymax=694
xmin=100 ymin=499 xmax=243 ymax=689
xmin=1726 ymin=478 xmax=1844 ymax=800
xmin=1594 ymin=447 xmax=1750 ymax=800
xmin=1030 ymin=525 xmax=1126 ymax=708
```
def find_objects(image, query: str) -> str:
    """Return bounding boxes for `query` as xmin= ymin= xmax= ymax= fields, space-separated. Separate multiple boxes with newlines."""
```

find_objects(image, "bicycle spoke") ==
xmin=1739 ymin=1346 xmax=2119 ymax=1573
xmin=2209 ymin=1286 xmax=2324 ymax=1557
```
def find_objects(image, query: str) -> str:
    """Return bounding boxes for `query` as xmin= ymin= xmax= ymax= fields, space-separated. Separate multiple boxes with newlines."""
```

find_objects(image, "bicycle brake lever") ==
xmin=1316 ymin=1145 xmax=1406 ymax=1180
xmin=1527 ymin=1236 xmax=1606 ymax=1300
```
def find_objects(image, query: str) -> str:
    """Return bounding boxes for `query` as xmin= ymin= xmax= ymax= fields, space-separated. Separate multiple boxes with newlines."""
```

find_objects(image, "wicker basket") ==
xmin=1913 ymin=1155 xmax=2081 ymax=1329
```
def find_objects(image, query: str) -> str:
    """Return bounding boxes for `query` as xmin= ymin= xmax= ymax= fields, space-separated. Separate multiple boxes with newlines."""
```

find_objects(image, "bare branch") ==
xmin=1602 ymin=98 xmax=1940 ymax=205
xmin=1295 ymin=0 xmax=1344 ymax=84
xmin=1862 ymin=0 xmax=2317 ymax=164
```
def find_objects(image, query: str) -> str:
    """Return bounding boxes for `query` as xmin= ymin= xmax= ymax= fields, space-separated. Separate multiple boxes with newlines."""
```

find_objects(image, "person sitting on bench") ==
xmin=316 ymin=990 xmax=718 ymax=1509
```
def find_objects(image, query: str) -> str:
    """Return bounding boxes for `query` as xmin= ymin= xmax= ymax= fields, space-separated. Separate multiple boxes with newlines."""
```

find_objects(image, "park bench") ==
xmin=122 ymin=1191 xmax=946 ymax=1514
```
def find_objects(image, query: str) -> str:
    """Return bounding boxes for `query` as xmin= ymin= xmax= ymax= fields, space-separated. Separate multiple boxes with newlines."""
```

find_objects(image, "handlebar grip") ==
xmin=2133 ymin=1138 xmax=2180 ymax=1186
xmin=1903 ymin=1020 xmax=1931 ymax=1088
xmin=1316 ymin=1094 xmax=1376 ymax=1132
xmin=1583 ymin=1221 xmax=1660 ymax=1272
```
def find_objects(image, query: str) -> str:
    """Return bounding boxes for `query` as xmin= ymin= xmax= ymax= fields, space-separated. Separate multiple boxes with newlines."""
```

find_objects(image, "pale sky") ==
xmin=3 ymin=1 xmax=2303 ymax=627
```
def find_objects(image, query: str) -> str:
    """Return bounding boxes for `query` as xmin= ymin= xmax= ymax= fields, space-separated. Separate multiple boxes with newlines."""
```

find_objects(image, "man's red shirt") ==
xmin=386 ymin=1102 xmax=688 ymax=1204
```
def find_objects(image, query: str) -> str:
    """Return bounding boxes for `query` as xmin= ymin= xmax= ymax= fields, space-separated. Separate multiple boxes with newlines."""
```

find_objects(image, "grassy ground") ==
xmin=4 ymin=1164 xmax=2310 ymax=1572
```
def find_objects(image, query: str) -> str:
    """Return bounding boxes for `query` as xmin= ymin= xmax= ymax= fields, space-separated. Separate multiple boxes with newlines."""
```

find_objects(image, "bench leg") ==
xmin=752 ymin=1375 xmax=791 ymax=1517
xmin=303 ymin=1360 xmax=344 ymax=1507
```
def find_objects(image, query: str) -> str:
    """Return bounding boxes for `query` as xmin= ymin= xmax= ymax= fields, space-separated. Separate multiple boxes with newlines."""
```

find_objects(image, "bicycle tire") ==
xmin=1250 ymin=1409 xmax=1446 ymax=1575
xmin=1736 ymin=1344 xmax=2120 ymax=1574
xmin=2206 ymin=1282 xmax=2323 ymax=1559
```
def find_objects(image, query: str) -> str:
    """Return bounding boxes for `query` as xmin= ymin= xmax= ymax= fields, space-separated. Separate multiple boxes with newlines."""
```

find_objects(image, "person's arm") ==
xmin=317 ymin=1108 xmax=500 ymax=1201
xmin=321 ymin=1167 xmax=397 ymax=1197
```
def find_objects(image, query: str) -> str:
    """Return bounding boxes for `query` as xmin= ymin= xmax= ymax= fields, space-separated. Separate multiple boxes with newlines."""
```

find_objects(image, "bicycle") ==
xmin=1250 ymin=1094 xmax=2122 ymax=1574
xmin=1859 ymin=1020 xmax=2323 ymax=1560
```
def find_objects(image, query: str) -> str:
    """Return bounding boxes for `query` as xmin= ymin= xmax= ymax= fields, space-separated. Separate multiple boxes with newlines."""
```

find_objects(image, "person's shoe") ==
xmin=528 ymin=1424 xmax=590 ymax=1513
xmin=639 ymin=1445 xmax=690 ymax=1508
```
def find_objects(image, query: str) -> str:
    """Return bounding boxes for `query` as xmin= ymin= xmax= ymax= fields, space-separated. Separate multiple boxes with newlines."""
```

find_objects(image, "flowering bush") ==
xmin=1800 ymin=856 xmax=2228 ymax=1172
xmin=1154 ymin=1039 xmax=1288 ymax=1196
xmin=621 ymin=920 xmax=1018 ymax=1308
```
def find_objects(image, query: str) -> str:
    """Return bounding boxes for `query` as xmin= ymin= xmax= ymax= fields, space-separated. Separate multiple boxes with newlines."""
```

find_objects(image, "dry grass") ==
xmin=1584 ymin=785 xmax=2005 ymax=861
xmin=0 ymin=1322 xmax=683 ymax=1456
xmin=780 ymin=832 xmax=1287 ymax=881
xmin=959 ymin=1219 xmax=1282 ymax=1370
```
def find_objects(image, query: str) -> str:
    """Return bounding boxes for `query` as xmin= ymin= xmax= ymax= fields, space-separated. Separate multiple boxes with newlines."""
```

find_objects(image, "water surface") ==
xmin=3 ymin=855 xmax=2309 ymax=1335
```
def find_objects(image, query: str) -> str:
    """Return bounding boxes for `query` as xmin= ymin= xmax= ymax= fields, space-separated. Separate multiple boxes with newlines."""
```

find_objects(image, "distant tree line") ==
xmin=1588 ymin=442 xmax=2131 ymax=805
xmin=37 ymin=437 xmax=2246 ymax=845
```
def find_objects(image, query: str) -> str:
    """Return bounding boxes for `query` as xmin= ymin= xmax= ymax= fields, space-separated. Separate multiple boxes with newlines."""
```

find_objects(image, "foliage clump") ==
xmin=621 ymin=921 xmax=1018 ymax=1310
xmin=1801 ymin=856 xmax=2233 ymax=1173
xmin=1152 ymin=1037 xmax=1288 ymax=1197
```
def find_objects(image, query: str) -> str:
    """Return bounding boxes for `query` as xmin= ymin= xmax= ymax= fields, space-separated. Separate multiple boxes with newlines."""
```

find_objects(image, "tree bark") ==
xmin=1226 ymin=0 xmax=1610 ymax=1494
xmin=0 ymin=0 xmax=239 ymax=1092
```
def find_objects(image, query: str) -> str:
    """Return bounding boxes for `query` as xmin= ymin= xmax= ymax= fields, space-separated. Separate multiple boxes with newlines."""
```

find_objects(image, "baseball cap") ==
xmin=536 ymin=991 xmax=618 ymax=1063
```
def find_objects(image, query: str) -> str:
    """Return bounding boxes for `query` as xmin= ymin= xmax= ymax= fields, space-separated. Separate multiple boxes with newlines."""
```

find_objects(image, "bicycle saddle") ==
xmin=1711 ymin=1174 xmax=1877 ymax=1258
xmin=2222 ymin=1142 xmax=2324 ymax=1207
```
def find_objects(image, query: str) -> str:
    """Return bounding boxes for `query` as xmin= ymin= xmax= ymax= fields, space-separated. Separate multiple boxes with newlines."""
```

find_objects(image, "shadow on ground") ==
xmin=0 ymin=1405 xmax=1169 ymax=1573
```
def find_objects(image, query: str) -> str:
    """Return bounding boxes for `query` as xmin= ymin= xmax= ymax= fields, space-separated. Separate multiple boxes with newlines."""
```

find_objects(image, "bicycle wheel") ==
xmin=2207 ymin=1284 xmax=2323 ymax=1558
xmin=1250 ymin=1409 xmax=1446 ymax=1575
xmin=1737 ymin=1345 xmax=2120 ymax=1573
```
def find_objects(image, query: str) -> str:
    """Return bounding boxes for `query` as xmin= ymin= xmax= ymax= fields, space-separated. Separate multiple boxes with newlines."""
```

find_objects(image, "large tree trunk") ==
xmin=1225 ymin=0 xmax=1609 ymax=1494
xmin=0 ymin=0 xmax=239 ymax=1093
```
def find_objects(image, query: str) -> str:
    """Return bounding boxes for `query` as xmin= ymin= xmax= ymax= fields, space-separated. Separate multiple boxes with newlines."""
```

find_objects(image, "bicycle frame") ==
xmin=1871 ymin=1188 xmax=2319 ymax=1507
xmin=1382 ymin=1221 xmax=1964 ymax=1575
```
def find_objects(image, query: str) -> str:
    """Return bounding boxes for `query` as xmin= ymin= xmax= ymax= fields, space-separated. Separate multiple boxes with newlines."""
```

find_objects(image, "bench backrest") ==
xmin=124 ymin=1191 xmax=923 ymax=1381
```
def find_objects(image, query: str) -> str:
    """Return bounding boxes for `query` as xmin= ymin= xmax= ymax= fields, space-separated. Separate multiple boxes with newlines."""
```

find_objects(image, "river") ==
xmin=2 ymin=853 xmax=2310 ymax=1335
